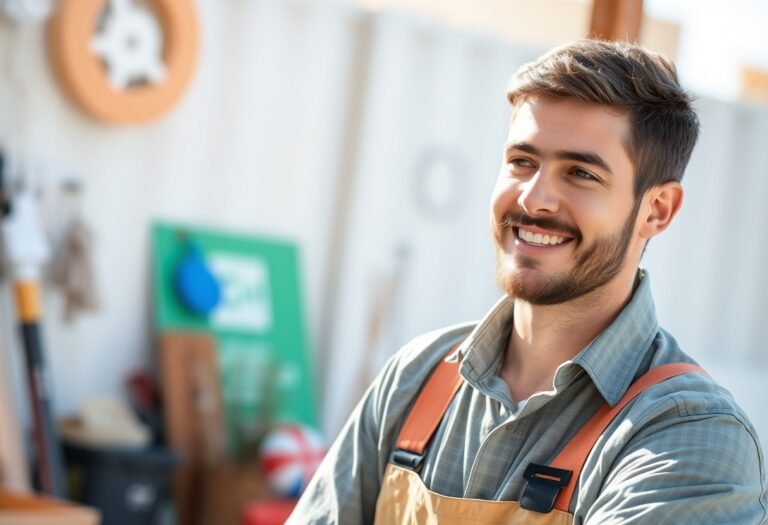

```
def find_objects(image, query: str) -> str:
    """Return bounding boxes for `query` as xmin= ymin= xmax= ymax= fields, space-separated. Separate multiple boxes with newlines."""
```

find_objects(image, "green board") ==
xmin=151 ymin=222 xmax=316 ymax=456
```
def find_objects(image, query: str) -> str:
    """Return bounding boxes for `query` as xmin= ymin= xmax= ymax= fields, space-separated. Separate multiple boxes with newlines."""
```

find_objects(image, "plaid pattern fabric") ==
xmin=288 ymin=271 xmax=768 ymax=524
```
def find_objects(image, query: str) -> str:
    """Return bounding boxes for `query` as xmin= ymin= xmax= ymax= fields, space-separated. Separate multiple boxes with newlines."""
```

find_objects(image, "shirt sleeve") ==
xmin=285 ymin=352 xmax=404 ymax=525
xmin=583 ymin=402 xmax=768 ymax=525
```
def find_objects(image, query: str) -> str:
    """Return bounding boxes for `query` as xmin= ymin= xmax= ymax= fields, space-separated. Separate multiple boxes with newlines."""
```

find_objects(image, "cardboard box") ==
xmin=0 ymin=488 xmax=100 ymax=525
xmin=198 ymin=460 xmax=268 ymax=525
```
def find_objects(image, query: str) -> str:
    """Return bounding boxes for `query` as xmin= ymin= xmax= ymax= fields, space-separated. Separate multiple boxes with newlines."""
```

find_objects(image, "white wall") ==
xmin=322 ymin=12 xmax=541 ymax=433
xmin=0 ymin=0 xmax=766 ymax=457
xmin=643 ymin=97 xmax=768 ymax=444
xmin=0 ymin=0 xmax=363 ymax=427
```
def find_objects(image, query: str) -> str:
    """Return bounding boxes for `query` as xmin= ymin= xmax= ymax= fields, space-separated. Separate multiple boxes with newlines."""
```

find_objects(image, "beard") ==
xmin=495 ymin=202 xmax=641 ymax=305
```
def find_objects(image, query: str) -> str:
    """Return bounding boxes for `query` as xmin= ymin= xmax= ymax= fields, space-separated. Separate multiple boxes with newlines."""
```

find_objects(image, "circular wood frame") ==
xmin=48 ymin=0 xmax=199 ymax=124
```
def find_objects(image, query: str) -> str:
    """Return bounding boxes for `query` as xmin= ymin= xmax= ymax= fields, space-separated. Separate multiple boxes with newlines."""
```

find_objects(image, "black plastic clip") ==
xmin=0 ymin=152 xmax=10 ymax=218
xmin=520 ymin=463 xmax=572 ymax=513
xmin=391 ymin=449 xmax=425 ymax=472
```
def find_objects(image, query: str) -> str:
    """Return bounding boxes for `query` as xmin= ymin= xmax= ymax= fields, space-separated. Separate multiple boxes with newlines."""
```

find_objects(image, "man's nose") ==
xmin=517 ymin=170 xmax=559 ymax=215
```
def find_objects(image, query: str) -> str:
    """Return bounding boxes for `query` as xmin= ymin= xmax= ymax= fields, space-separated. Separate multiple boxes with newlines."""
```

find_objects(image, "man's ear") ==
xmin=638 ymin=182 xmax=683 ymax=240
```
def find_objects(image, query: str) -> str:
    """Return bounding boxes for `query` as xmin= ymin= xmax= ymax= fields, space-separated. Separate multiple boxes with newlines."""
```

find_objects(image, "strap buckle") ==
xmin=391 ymin=449 xmax=425 ymax=472
xmin=520 ymin=463 xmax=572 ymax=513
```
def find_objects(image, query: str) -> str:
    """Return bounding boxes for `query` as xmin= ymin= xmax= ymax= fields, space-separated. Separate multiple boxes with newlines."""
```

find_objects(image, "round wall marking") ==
xmin=410 ymin=145 xmax=470 ymax=221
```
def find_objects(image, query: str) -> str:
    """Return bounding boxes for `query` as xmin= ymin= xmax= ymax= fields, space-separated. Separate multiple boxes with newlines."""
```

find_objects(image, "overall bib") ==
xmin=373 ymin=348 xmax=704 ymax=525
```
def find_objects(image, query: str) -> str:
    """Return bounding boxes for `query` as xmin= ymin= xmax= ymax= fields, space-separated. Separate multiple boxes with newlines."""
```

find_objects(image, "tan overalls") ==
xmin=374 ymin=349 xmax=703 ymax=524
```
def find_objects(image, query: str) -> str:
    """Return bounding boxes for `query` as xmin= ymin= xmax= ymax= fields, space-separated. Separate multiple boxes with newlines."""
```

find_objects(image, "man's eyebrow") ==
xmin=505 ymin=142 xmax=613 ymax=174
xmin=554 ymin=151 xmax=613 ymax=174
xmin=505 ymin=142 xmax=540 ymax=156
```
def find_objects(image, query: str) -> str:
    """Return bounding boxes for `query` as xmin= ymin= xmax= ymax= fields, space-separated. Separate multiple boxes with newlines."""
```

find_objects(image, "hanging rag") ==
xmin=50 ymin=216 xmax=100 ymax=322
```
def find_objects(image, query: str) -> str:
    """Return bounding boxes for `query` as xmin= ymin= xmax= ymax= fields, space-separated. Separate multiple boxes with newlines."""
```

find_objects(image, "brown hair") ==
xmin=507 ymin=39 xmax=700 ymax=198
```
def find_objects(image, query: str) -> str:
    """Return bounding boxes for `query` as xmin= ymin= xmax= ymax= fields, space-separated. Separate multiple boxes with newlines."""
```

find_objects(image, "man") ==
xmin=288 ymin=40 xmax=767 ymax=524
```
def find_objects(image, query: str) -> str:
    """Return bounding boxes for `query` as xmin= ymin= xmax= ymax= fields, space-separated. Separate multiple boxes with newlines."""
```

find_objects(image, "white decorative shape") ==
xmin=1 ymin=190 xmax=51 ymax=279
xmin=208 ymin=254 xmax=273 ymax=332
xmin=90 ymin=0 xmax=167 ymax=90
xmin=277 ymin=363 xmax=300 ymax=390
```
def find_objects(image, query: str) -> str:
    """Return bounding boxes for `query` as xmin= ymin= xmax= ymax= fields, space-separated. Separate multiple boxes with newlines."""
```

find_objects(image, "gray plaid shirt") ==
xmin=289 ymin=271 xmax=768 ymax=524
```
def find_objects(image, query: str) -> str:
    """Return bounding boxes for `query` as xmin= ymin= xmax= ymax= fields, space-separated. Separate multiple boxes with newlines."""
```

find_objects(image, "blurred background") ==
xmin=0 ymin=0 xmax=766 ymax=523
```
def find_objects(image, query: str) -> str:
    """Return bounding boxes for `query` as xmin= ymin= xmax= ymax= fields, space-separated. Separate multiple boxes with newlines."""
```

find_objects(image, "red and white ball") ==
xmin=260 ymin=424 xmax=326 ymax=498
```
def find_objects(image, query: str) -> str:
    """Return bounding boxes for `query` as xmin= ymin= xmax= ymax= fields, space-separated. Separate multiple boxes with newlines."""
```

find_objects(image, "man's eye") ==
xmin=570 ymin=167 xmax=597 ymax=181
xmin=508 ymin=158 xmax=535 ymax=169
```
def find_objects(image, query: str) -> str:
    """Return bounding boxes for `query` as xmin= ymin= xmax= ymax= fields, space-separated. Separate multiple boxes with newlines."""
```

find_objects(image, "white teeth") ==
xmin=519 ymin=228 xmax=566 ymax=246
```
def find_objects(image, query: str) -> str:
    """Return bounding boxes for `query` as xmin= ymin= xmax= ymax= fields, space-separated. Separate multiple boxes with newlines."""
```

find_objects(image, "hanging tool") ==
xmin=0 ymin=152 xmax=31 ymax=492
xmin=0 ymin=156 xmax=65 ymax=496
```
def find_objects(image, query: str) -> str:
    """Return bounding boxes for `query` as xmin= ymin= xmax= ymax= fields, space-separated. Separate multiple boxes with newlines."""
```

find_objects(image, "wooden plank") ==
xmin=589 ymin=0 xmax=644 ymax=42
xmin=0 ymin=488 xmax=99 ymax=525
xmin=0 ymin=327 xmax=30 ymax=492
xmin=742 ymin=66 xmax=768 ymax=103
xmin=159 ymin=332 xmax=226 ymax=525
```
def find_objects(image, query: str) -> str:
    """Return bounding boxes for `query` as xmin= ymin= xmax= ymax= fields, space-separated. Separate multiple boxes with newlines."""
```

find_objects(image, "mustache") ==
xmin=500 ymin=212 xmax=581 ymax=241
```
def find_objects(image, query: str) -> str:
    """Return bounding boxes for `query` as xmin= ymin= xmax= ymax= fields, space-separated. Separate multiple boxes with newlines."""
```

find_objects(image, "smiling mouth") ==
xmin=515 ymin=227 xmax=572 ymax=246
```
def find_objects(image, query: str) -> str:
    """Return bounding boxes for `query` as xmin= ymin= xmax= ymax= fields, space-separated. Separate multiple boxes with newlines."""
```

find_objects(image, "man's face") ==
xmin=491 ymin=96 xmax=641 ymax=305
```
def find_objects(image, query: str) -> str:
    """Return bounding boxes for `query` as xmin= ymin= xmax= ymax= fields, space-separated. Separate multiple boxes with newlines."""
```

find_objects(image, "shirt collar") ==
xmin=571 ymin=269 xmax=659 ymax=405
xmin=458 ymin=269 xmax=659 ymax=407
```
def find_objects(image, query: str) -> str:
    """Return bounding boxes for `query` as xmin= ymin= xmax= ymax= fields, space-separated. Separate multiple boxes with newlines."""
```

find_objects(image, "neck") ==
xmin=501 ymin=267 xmax=639 ymax=402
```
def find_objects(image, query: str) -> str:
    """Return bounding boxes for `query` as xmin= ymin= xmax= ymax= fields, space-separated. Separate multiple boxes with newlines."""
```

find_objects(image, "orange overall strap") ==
xmin=396 ymin=343 xmax=464 ymax=455
xmin=551 ymin=362 xmax=707 ymax=512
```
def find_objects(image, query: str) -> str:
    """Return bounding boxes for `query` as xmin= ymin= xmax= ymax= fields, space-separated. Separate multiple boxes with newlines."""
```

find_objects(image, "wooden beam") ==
xmin=589 ymin=0 xmax=644 ymax=42
xmin=742 ymin=65 xmax=768 ymax=103
xmin=0 ymin=339 xmax=30 ymax=492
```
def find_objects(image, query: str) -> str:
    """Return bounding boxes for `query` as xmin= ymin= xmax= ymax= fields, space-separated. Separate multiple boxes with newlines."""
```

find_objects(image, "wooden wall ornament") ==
xmin=588 ymin=0 xmax=643 ymax=42
xmin=47 ymin=0 xmax=199 ymax=124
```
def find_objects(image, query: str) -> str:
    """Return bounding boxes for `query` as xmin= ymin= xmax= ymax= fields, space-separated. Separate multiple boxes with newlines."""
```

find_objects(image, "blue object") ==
xmin=174 ymin=244 xmax=221 ymax=316
xmin=287 ymin=477 xmax=304 ymax=499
